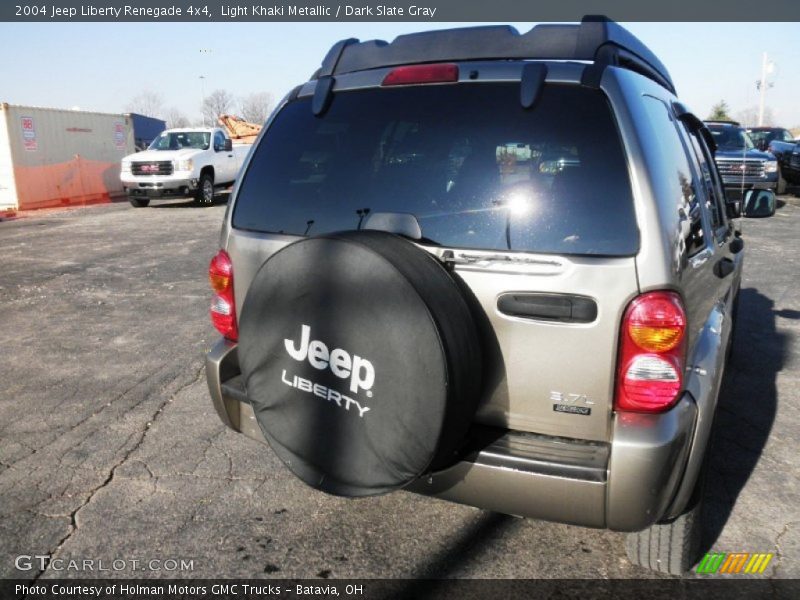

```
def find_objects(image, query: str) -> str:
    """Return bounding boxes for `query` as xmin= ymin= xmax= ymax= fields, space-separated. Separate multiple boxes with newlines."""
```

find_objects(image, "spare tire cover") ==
xmin=238 ymin=230 xmax=482 ymax=497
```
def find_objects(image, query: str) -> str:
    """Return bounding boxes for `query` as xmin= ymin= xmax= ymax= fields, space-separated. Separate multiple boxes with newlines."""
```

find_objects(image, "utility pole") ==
xmin=199 ymin=48 xmax=212 ymax=126
xmin=199 ymin=75 xmax=207 ymax=126
xmin=757 ymin=52 xmax=775 ymax=127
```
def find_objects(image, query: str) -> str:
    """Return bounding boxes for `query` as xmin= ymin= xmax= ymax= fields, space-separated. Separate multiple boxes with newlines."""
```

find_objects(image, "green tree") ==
xmin=707 ymin=100 xmax=732 ymax=121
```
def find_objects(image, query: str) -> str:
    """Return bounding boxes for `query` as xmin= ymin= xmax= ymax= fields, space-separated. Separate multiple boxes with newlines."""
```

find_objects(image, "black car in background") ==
xmin=746 ymin=126 xmax=795 ymax=151
xmin=763 ymin=140 xmax=800 ymax=193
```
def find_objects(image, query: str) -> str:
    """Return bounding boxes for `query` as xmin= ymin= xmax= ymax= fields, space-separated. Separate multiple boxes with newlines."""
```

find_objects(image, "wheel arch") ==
xmin=200 ymin=165 xmax=215 ymax=181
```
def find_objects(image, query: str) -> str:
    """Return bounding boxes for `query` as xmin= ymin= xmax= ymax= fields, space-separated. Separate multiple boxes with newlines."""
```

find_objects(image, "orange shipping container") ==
xmin=0 ymin=103 xmax=135 ymax=212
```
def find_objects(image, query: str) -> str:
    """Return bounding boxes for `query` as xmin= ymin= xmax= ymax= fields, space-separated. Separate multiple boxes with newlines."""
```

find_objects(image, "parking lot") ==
xmin=0 ymin=196 xmax=798 ymax=581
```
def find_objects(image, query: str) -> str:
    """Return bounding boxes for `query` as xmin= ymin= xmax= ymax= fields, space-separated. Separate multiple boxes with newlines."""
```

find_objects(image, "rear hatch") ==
xmin=227 ymin=78 xmax=639 ymax=443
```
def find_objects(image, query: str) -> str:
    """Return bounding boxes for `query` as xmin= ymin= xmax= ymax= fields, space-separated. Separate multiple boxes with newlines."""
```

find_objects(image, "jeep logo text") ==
xmin=284 ymin=324 xmax=375 ymax=394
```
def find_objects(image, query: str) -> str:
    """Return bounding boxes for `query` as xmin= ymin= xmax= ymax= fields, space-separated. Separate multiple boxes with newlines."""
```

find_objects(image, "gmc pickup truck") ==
xmin=704 ymin=121 xmax=778 ymax=199
xmin=120 ymin=127 xmax=252 ymax=207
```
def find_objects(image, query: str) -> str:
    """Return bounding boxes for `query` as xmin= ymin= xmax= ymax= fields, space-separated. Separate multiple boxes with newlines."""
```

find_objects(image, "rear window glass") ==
xmin=233 ymin=83 xmax=638 ymax=256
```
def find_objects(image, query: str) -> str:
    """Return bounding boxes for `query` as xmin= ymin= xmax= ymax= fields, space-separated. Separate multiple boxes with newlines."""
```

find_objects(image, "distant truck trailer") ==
xmin=126 ymin=113 xmax=166 ymax=151
xmin=0 ymin=103 xmax=135 ymax=213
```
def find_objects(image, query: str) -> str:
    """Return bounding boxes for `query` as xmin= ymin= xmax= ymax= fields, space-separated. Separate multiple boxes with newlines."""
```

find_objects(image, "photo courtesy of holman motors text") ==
xmin=16 ymin=583 xmax=363 ymax=596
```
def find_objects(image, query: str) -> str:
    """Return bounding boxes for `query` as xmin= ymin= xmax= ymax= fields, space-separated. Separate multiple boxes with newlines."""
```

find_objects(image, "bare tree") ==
xmin=735 ymin=106 xmax=775 ymax=127
xmin=126 ymin=90 xmax=164 ymax=118
xmin=239 ymin=92 xmax=274 ymax=124
xmin=201 ymin=89 xmax=234 ymax=126
xmin=164 ymin=107 xmax=190 ymax=128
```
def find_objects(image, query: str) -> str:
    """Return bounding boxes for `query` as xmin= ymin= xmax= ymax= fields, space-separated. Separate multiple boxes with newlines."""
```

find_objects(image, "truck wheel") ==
xmin=128 ymin=196 xmax=150 ymax=208
xmin=195 ymin=172 xmax=215 ymax=206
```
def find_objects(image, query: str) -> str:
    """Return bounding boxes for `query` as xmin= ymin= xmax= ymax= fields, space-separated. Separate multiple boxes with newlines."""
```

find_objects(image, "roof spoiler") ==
xmin=315 ymin=16 xmax=675 ymax=95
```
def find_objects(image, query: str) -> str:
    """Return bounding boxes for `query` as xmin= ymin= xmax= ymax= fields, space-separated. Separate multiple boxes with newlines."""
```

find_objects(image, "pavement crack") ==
xmin=30 ymin=363 xmax=205 ymax=582
xmin=4 ymin=366 xmax=169 ymax=466
xmin=770 ymin=520 xmax=798 ymax=579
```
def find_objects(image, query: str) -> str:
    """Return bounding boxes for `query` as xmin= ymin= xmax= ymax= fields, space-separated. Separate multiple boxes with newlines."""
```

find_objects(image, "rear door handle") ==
xmin=497 ymin=293 xmax=597 ymax=323
xmin=714 ymin=258 xmax=735 ymax=279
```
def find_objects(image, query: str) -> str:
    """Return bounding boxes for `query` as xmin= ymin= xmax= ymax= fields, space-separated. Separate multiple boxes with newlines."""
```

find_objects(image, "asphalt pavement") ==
xmin=0 ymin=196 xmax=797 ymax=581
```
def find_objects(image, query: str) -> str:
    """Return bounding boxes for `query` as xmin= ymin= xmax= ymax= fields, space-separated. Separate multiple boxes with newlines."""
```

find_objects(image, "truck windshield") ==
xmin=148 ymin=132 xmax=210 ymax=151
xmin=707 ymin=125 xmax=755 ymax=151
xmin=747 ymin=129 xmax=793 ymax=147
xmin=233 ymin=83 xmax=639 ymax=257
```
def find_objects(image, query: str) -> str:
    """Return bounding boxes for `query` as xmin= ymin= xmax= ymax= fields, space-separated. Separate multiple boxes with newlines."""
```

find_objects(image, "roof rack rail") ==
xmin=316 ymin=15 xmax=675 ymax=95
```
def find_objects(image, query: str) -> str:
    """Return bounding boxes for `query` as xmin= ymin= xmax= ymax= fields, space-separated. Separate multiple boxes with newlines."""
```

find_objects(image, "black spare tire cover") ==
xmin=238 ymin=230 xmax=482 ymax=497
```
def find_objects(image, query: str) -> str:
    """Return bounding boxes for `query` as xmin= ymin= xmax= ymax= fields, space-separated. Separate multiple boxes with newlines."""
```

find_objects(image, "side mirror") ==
xmin=742 ymin=189 xmax=776 ymax=218
xmin=224 ymin=139 xmax=233 ymax=152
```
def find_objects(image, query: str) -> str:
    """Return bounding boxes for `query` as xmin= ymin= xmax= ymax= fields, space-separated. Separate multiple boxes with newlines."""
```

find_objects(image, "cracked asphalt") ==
xmin=0 ymin=196 xmax=797 ymax=581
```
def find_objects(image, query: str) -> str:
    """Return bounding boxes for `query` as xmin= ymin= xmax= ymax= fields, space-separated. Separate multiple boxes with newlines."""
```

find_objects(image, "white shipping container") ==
xmin=0 ymin=103 xmax=135 ymax=212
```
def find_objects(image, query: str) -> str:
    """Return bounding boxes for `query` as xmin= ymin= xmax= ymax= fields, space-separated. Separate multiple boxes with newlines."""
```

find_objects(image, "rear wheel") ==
xmin=237 ymin=230 xmax=483 ymax=497
xmin=195 ymin=172 xmax=215 ymax=205
xmin=625 ymin=403 xmax=716 ymax=576
xmin=128 ymin=196 xmax=150 ymax=208
xmin=625 ymin=494 xmax=703 ymax=575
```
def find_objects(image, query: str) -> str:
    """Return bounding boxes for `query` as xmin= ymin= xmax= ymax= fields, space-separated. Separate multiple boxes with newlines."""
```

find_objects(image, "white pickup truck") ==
xmin=120 ymin=127 xmax=252 ymax=207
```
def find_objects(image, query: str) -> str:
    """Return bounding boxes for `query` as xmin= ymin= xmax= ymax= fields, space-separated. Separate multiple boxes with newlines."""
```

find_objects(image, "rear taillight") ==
xmin=209 ymin=249 xmax=237 ymax=341
xmin=615 ymin=291 xmax=686 ymax=413
xmin=382 ymin=63 xmax=459 ymax=86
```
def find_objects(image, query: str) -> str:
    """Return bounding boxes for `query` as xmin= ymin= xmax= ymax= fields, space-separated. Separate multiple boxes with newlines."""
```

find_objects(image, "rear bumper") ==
xmin=206 ymin=338 xmax=697 ymax=531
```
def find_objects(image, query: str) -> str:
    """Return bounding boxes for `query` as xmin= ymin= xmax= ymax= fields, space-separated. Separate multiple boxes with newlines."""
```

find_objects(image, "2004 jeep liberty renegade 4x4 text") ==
xmin=204 ymin=17 xmax=777 ymax=575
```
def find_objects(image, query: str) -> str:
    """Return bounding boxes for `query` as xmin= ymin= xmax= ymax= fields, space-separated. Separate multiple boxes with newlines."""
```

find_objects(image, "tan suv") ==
xmin=204 ymin=17 xmax=776 ymax=574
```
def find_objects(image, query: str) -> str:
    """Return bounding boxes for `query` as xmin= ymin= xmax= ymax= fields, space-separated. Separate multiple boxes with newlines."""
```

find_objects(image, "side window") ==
xmin=783 ymin=130 xmax=795 ymax=142
xmin=682 ymin=126 xmax=728 ymax=239
xmin=641 ymin=96 xmax=706 ymax=257
xmin=214 ymin=131 xmax=225 ymax=149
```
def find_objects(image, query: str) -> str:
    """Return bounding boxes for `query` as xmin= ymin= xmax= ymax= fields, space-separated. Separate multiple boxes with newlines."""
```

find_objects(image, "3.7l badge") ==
xmin=550 ymin=391 xmax=594 ymax=416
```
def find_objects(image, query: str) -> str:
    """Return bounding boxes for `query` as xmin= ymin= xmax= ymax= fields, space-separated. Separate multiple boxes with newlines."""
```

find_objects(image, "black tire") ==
xmin=128 ymin=196 xmax=150 ymax=208
xmin=194 ymin=172 xmax=215 ymax=205
xmin=238 ymin=230 xmax=483 ymax=497
xmin=625 ymin=404 xmax=717 ymax=576
xmin=625 ymin=495 xmax=703 ymax=575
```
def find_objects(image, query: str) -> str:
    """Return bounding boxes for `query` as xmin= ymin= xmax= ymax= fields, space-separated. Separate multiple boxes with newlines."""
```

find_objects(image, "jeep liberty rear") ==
xmin=205 ymin=18 xmax=756 ymax=574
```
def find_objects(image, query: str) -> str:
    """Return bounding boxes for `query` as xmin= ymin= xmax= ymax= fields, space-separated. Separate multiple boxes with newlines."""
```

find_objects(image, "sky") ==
xmin=1 ymin=21 xmax=799 ymax=128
